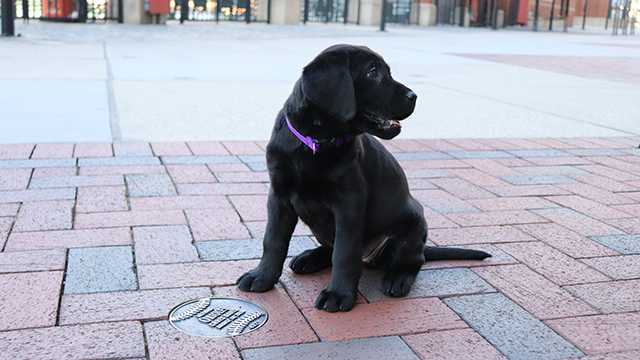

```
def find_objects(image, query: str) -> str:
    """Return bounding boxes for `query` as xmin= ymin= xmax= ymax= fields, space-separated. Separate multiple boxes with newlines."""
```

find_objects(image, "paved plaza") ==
xmin=1 ymin=137 xmax=640 ymax=359
xmin=1 ymin=21 xmax=640 ymax=143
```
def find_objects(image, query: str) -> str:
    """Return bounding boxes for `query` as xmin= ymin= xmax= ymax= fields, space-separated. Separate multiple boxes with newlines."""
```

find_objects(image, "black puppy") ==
xmin=237 ymin=45 xmax=490 ymax=312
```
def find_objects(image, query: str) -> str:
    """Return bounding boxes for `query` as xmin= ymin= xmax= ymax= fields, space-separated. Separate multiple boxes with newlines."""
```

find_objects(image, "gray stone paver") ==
xmin=0 ymin=158 xmax=76 ymax=169
xmin=78 ymin=156 xmax=161 ymax=166
xmin=393 ymin=152 xmax=453 ymax=161
xmin=567 ymin=149 xmax=627 ymax=156
xmin=161 ymin=155 xmax=240 ymax=165
xmin=246 ymin=162 xmax=268 ymax=171
xmin=242 ymin=336 xmax=420 ymax=360
xmin=29 ymin=175 xmax=124 ymax=189
xmin=359 ymin=268 xmax=495 ymax=302
xmin=501 ymin=175 xmax=574 ymax=185
xmin=508 ymin=149 xmax=570 ymax=157
xmin=132 ymin=225 xmax=199 ymax=264
xmin=590 ymin=234 xmax=640 ymax=254
xmin=444 ymin=293 xmax=584 ymax=360
xmin=516 ymin=166 xmax=590 ymax=176
xmin=64 ymin=246 xmax=137 ymax=294
xmin=0 ymin=188 xmax=76 ymax=203
xmin=238 ymin=155 xmax=266 ymax=163
xmin=447 ymin=151 xmax=514 ymax=159
xmin=125 ymin=174 xmax=177 ymax=197
xmin=197 ymin=236 xmax=317 ymax=261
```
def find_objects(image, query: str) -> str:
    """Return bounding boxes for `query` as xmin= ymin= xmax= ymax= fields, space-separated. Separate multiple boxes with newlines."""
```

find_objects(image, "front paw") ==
xmin=315 ymin=288 xmax=356 ymax=312
xmin=382 ymin=270 xmax=417 ymax=298
xmin=236 ymin=268 xmax=278 ymax=292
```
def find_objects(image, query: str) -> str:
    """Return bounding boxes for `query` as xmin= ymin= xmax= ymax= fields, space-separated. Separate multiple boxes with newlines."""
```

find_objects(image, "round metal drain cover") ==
xmin=169 ymin=296 xmax=268 ymax=337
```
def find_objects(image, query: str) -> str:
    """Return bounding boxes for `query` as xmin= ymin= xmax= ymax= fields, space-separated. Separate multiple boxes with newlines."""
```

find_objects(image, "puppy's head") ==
xmin=299 ymin=44 xmax=416 ymax=140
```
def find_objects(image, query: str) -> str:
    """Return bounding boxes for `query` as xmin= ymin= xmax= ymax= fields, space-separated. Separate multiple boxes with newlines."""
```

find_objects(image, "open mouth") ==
xmin=361 ymin=112 xmax=403 ymax=140
xmin=379 ymin=119 xmax=402 ymax=131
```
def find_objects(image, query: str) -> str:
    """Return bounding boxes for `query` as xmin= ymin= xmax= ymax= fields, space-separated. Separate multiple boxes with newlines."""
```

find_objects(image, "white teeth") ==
xmin=378 ymin=120 xmax=401 ymax=130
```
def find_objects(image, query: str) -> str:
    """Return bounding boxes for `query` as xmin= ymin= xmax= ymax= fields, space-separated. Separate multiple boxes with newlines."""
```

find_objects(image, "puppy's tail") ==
xmin=424 ymin=246 xmax=491 ymax=261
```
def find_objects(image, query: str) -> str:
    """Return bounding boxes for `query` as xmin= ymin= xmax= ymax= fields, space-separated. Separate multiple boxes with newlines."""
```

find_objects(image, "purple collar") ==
xmin=285 ymin=115 xmax=352 ymax=154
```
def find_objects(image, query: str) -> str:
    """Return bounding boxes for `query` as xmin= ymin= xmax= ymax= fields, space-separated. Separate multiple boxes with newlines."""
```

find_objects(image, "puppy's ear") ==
xmin=301 ymin=51 xmax=356 ymax=123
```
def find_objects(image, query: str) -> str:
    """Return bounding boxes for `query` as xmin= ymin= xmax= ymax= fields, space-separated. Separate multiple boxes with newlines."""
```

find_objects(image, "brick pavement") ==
xmin=1 ymin=137 xmax=640 ymax=359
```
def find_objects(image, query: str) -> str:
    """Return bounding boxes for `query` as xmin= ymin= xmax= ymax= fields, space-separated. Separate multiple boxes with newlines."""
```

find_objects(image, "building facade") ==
xmin=8 ymin=0 xmax=637 ymax=29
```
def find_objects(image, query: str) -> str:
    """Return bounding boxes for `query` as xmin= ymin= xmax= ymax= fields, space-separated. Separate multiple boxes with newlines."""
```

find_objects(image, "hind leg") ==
xmin=378 ymin=216 xmax=427 ymax=297
xmin=289 ymin=246 xmax=332 ymax=274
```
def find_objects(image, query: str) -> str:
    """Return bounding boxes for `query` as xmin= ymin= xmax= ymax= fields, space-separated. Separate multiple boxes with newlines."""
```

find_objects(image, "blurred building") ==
xmin=10 ymin=0 xmax=639 ymax=29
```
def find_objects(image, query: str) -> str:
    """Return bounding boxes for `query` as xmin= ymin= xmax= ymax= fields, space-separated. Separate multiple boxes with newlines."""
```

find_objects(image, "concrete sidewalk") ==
xmin=1 ymin=136 xmax=640 ymax=359
xmin=1 ymin=22 xmax=640 ymax=143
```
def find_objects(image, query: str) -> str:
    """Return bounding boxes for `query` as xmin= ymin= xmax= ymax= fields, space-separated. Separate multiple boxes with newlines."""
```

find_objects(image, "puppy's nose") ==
xmin=406 ymin=91 xmax=417 ymax=102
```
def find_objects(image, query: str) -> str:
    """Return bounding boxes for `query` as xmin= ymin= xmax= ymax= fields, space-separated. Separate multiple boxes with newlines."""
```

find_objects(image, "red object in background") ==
xmin=517 ymin=0 xmax=529 ymax=24
xmin=149 ymin=0 xmax=171 ymax=14
xmin=42 ymin=0 xmax=75 ymax=18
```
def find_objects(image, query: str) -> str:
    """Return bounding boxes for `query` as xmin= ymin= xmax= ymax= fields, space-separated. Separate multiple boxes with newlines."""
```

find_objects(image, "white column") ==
xmin=123 ymin=0 xmax=153 ymax=24
xmin=358 ymin=0 xmax=382 ymax=26
xmin=347 ymin=0 xmax=360 ymax=23
xmin=270 ymin=0 xmax=301 ymax=24
xmin=418 ymin=3 xmax=436 ymax=26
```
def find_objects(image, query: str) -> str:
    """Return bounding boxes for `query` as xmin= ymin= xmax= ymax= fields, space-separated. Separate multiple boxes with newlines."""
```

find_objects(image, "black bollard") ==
xmin=380 ymin=0 xmax=387 ymax=31
xmin=1 ymin=0 xmax=15 ymax=36
xmin=180 ymin=0 xmax=189 ymax=24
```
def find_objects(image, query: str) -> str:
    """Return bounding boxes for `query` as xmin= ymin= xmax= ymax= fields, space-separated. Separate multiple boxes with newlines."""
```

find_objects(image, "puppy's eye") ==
xmin=366 ymin=66 xmax=377 ymax=78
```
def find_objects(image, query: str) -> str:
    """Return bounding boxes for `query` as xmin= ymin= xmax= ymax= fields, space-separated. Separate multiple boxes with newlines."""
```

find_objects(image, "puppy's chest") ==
xmin=270 ymin=156 xmax=347 ymax=226
xmin=288 ymin=181 xmax=334 ymax=224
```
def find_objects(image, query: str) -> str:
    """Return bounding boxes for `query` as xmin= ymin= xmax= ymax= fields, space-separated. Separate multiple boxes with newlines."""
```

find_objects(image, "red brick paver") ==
xmin=73 ymin=143 xmax=113 ymax=157
xmin=303 ymin=297 xmax=467 ymax=341
xmin=279 ymin=266 xmax=367 ymax=309
xmin=76 ymin=186 xmax=128 ymax=213
xmin=0 ymin=169 xmax=31 ymax=190
xmin=14 ymin=200 xmax=74 ymax=232
xmin=74 ymin=209 xmax=186 ymax=229
xmin=166 ymin=164 xmax=217 ymax=183
xmin=0 ymin=271 xmax=63 ymax=331
xmin=5 ymin=227 xmax=131 ymax=250
xmin=429 ymin=225 xmax=536 ymax=245
xmin=547 ymin=313 xmax=640 ymax=355
xmin=515 ymin=222 xmax=618 ymax=258
xmin=0 ymin=321 xmax=145 ymax=360
xmin=0 ymin=248 xmax=66 ymax=273
xmin=495 ymin=241 xmax=610 ymax=285
xmin=187 ymin=141 xmax=230 ymax=155
xmin=59 ymin=287 xmax=211 ymax=325
xmin=0 ymin=144 xmax=34 ymax=159
xmin=144 ymin=320 xmax=241 ymax=360
xmin=186 ymin=207 xmax=250 ymax=240
xmin=137 ymin=259 xmax=259 ymax=289
xmin=403 ymin=328 xmax=506 ymax=360
xmin=215 ymin=285 xmax=318 ymax=349
xmin=151 ymin=142 xmax=193 ymax=156
xmin=564 ymin=279 xmax=640 ymax=313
